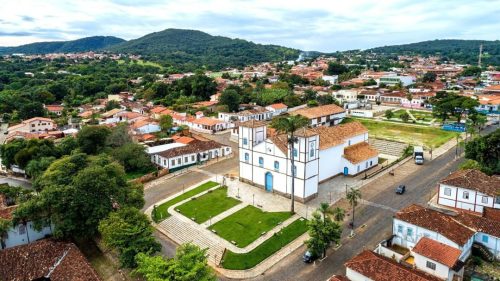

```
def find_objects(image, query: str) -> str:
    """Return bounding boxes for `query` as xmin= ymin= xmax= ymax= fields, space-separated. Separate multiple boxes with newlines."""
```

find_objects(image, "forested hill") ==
xmin=0 ymin=36 xmax=125 ymax=55
xmin=107 ymin=28 xmax=300 ymax=70
xmin=367 ymin=39 xmax=500 ymax=65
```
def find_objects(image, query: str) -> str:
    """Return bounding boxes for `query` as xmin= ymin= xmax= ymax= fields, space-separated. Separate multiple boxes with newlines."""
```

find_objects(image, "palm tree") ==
xmin=332 ymin=207 xmax=345 ymax=222
xmin=318 ymin=202 xmax=332 ymax=222
xmin=346 ymin=188 xmax=361 ymax=235
xmin=271 ymin=115 xmax=309 ymax=214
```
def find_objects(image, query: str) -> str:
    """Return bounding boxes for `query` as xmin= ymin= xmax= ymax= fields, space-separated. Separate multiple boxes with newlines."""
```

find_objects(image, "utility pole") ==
xmin=478 ymin=44 xmax=483 ymax=67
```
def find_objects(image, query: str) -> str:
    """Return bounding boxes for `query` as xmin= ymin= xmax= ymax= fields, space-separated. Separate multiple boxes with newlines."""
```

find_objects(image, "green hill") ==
xmin=0 ymin=36 xmax=125 ymax=55
xmin=108 ymin=29 xmax=300 ymax=70
xmin=368 ymin=39 xmax=500 ymax=65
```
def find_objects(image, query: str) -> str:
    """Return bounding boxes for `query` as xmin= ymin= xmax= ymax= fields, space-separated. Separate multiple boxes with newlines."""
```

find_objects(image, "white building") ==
xmin=322 ymin=75 xmax=338 ymax=85
xmin=7 ymin=117 xmax=56 ymax=134
xmin=290 ymin=103 xmax=346 ymax=127
xmin=150 ymin=140 xmax=232 ymax=172
xmin=0 ymin=196 xmax=53 ymax=250
xmin=333 ymin=90 xmax=359 ymax=103
xmin=265 ymin=103 xmax=288 ymax=116
xmin=238 ymin=120 xmax=378 ymax=202
xmin=379 ymin=75 xmax=416 ymax=87
xmin=218 ymin=107 xmax=273 ymax=123
xmin=437 ymin=169 xmax=500 ymax=214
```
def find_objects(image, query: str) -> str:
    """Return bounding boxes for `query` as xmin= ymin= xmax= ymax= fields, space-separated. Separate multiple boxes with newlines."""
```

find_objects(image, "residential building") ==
xmin=379 ymin=75 xmax=416 ymax=87
xmin=437 ymin=169 xmax=500 ymax=214
xmin=238 ymin=120 xmax=378 ymax=202
xmin=130 ymin=119 xmax=161 ymax=134
xmin=290 ymin=103 xmax=346 ymax=127
xmin=475 ymin=94 xmax=500 ymax=114
xmin=323 ymin=75 xmax=338 ymax=85
xmin=0 ymin=194 xmax=53 ymax=250
xmin=45 ymin=104 xmax=64 ymax=116
xmin=150 ymin=140 xmax=232 ymax=172
xmin=218 ymin=106 xmax=273 ymax=123
xmin=7 ymin=117 xmax=56 ymax=135
xmin=191 ymin=117 xmax=229 ymax=133
xmin=333 ymin=90 xmax=359 ymax=104
xmin=265 ymin=103 xmax=288 ymax=116
xmin=341 ymin=250 xmax=443 ymax=281
xmin=0 ymin=239 xmax=101 ymax=281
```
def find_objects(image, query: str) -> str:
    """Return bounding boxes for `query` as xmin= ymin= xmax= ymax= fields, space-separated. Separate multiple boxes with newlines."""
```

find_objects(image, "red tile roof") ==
xmin=440 ymin=169 xmax=500 ymax=197
xmin=291 ymin=103 xmax=345 ymax=119
xmin=345 ymin=250 xmax=443 ymax=281
xmin=268 ymin=103 xmax=288 ymax=110
xmin=0 ymin=239 xmax=101 ymax=281
xmin=395 ymin=204 xmax=474 ymax=245
xmin=454 ymin=211 xmax=500 ymax=238
xmin=412 ymin=237 xmax=461 ymax=268
xmin=343 ymin=142 xmax=378 ymax=164
xmin=329 ymin=275 xmax=350 ymax=281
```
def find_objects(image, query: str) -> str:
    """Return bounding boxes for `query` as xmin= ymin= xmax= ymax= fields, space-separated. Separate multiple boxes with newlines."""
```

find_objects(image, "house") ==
xmin=0 ymin=239 xmax=101 ymax=281
xmin=191 ymin=117 xmax=229 ymax=133
xmin=290 ymin=103 xmax=346 ymax=127
xmin=482 ymin=85 xmax=500 ymax=94
xmin=379 ymin=75 xmax=416 ymax=87
xmin=0 ymin=193 xmax=53 ymax=250
xmin=341 ymin=250 xmax=443 ymax=281
xmin=475 ymin=94 xmax=500 ymax=114
xmin=45 ymin=104 xmax=64 ymax=116
xmin=437 ymin=169 xmax=500 ymax=214
xmin=333 ymin=90 xmax=359 ymax=104
xmin=238 ymin=120 xmax=378 ymax=202
xmin=323 ymin=75 xmax=338 ymax=85
xmin=130 ymin=119 xmax=161 ymax=134
xmin=379 ymin=91 xmax=406 ymax=104
xmin=218 ymin=106 xmax=273 ymax=123
xmin=7 ymin=117 xmax=56 ymax=135
xmin=265 ymin=103 xmax=288 ymax=116
xmin=150 ymin=140 xmax=232 ymax=172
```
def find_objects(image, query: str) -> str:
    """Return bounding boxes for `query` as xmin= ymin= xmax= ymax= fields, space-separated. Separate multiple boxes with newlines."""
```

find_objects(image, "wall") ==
xmin=413 ymin=252 xmax=451 ymax=280
xmin=3 ymin=222 xmax=52 ymax=249
xmin=474 ymin=232 xmax=500 ymax=259
xmin=438 ymin=184 xmax=499 ymax=213
xmin=346 ymin=268 xmax=374 ymax=281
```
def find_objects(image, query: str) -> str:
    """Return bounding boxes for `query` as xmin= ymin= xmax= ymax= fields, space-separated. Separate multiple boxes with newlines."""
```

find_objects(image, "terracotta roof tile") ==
xmin=454 ymin=211 xmax=500 ymax=238
xmin=329 ymin=275 xmax=350 ymax=281
xmin=156 ymin=140 xmax=224 ymax=159
xmin=311 ymin=122 xmax=368 ymax=150
xmin=412 ymin=237 xmax=461 ymax=268
xmin=192 ymin=117 xmax=225 ymax=126
xmin=239 ymin=120 xmax=268 ymax=128
xmin=0 ymin=239 xmax=101 ymax=281
xmin=483 ymin=207 xmax=500 ymax=221
xmin=345 ymin=250 xmax=443 ymax=281
xmin=343 ymin=142 xmax=378 ymax=164
xmin=291 ymin=103 xmax=345 ymax=119
xmin=395 ymin=204 xmax=475 ymax=245
xmin=439 ymin=169 xmax=500 ymax=197
xmin=268 ymin=103 xmax=288 ymax=110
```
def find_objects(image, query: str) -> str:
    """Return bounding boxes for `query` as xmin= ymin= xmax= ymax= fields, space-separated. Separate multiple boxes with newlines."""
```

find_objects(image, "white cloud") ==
xmin=0 ymin=0 xmax=499 ymax=51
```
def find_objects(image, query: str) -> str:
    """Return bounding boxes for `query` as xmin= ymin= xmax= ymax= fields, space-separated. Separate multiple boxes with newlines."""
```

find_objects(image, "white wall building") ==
xmin=218 ymin=107 xmax=273 ymax=123
xmin=238 ymin=120 xmax=378 ymax=202
xmin=7 ymin=117 xmax=56 ymax=134
xmin=290 ymin=103 xmax=346 ymax=127
xmin=379 ymin=75 xmax=416 ymax=87
xmin=437 ymin=169 xmax=500 ymax=214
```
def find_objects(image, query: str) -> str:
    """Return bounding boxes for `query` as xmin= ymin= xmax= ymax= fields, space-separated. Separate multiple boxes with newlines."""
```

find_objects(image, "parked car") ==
xmin=395 ymin=185 xmax=406 ymax=194
xmin=303 ymin=251 xmax=317 ymax=263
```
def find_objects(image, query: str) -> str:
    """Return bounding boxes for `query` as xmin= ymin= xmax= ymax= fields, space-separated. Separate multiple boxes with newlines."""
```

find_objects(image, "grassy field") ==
xmin=117 ymin=59 xmax=163 ymax=69
xmin=176 ymin=187 xmax=241 ymax=223
xmin=221 ymin=219 xmax=308 ymax=270
xmin=209 ymin=205 xmax=292 ymax=248
xmin=355 ymin=118 xmax=456 ymax=147
xmin=152 ymin=181 xmax=219 ymax=222
xmin=410 ymin=110 xmax=434 ymax=122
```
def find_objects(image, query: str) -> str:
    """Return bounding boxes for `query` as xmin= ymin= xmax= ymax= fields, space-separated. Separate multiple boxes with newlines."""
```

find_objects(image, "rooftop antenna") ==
xmin=478 ymin=44 xmax=483 ymax=67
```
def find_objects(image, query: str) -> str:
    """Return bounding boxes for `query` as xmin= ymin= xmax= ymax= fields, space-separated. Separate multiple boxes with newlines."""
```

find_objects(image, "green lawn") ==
xmin=176 ymin=187 xmax=241 ymax=223
xmin=392 ymin=109 xmax=407 ymax=118
xmin=209 ymin=205 xmax=292 ymax=248
xmin=410 ymin=110 xmax=434 ymax=122
xmin=355 ymin=118 xmax=456 ymax=148
xmin=152 ymin=181 xmax=219 ymax=222
xmin=221 ymin=219 xmax=308 ymax=270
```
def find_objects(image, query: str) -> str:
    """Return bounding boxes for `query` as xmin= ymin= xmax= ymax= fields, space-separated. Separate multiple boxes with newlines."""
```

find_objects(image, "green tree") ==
xmin=465 ymin=129 xmax=500 ymax=175
xmin=331 ymin=207 xmax=345 ymax=222
xmin=422 ymin=72 xmax=437 ymax=82
xmin=106 ymin=123 xmax=132 ymax=148
xmin=385 ymin=110 xmax=394 ymax=119
xmin=218 ymin=89 xmax=240 ymax=112
xmin=459 ymin=159 xmax=482 ymax=171
xmin=305 ymin=211 xmax=342 ymax=258
xmin=271 ymin=115 xmax=309 ymax=213
xmin=159 ymin=115 xmax=174 ymax=132
xmin=111 ymin=143 xmax=153 ymax=173
xmin=325 ymin=62 xmax=349 ymax=75
xmin=57 ymin=136 xmax=78 ymax=155
xmin=77 ymin=125 xmax=112 ymax=154
xmin=400 ymin=112 xmax=410 ymax=123
xmin=346 ymin=188 xmax=361 ymax=235
xmin=105 ymin=100 xmax=121 ymax=111
xmin=134 ymin=243 xmax=216 ymax=281
xmin=25 ymin=156 xmax=56 ymax=180
xmin=98 ymin=207 xmax=161 ymax=268
xmin=14 ymin=153 xmax=144 ymax=238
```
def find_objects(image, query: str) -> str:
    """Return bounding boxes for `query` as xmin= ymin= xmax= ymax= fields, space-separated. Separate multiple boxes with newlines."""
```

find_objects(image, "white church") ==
xmin=238 ymin=120 xmax=378 ymax=202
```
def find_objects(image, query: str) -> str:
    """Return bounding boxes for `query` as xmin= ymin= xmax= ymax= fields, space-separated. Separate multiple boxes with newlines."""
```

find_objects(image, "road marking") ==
xmin=359 ymin=199 xmax=398 ymax=212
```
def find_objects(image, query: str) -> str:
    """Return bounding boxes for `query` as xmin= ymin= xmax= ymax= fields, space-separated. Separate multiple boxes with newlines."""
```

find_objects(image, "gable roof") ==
xmin=156 ymin=140 xmax=224 ymax=159
xmin=345 ymin=250 xmax=443 ymax=281
xmin=291 ymin=103 xmax=345 ymax=119
xmin=395 ymin=204 xmax=475 ymax=245
xmin=343 ymin=142 xmax=378 ymax=164
xmin=0 ymin=239 xmax=101 ymax=281
xmin=239 ymin=120 xmax=268 ymax=128
xmin=412 ymin=237 xmax=461 ymax=268
xmin=439 ymin=169 xmax=500 ymax=197
xmin=311 ymin=121 xmax=368 ymax=150
xmin=454 ymin=211 xmax=500 ymax=238
xmin=267 ymin=103 xmax=288 ymax=110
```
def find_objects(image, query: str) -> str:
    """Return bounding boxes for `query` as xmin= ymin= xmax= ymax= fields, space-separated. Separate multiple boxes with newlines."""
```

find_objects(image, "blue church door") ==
xmin=265 ymin=172 xmax=273 ymax=192
xmin=343 ymin=167 xmax=349 ymax=176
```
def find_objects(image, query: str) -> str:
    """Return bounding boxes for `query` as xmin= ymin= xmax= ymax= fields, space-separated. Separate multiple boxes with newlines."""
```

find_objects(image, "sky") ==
xmin=0 ymin=0 xmax=499 ymax=52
